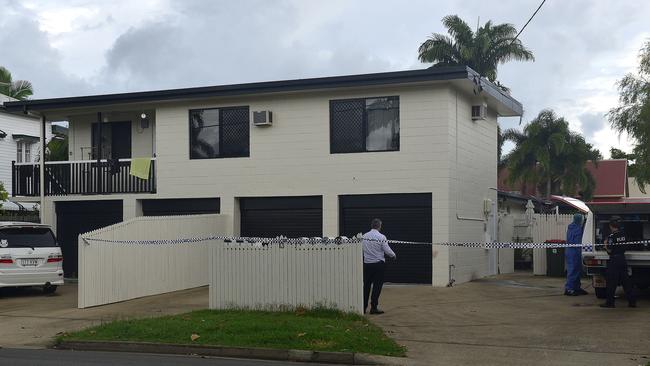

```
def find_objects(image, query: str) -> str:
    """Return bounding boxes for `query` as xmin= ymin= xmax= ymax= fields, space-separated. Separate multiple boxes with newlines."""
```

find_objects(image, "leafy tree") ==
xmin=610 ymin=147 xmax=638 ymax=178
xmin=418 ymin=15 xmax=534 ymax=89
xmin=46 ymin=135 xmax=69 ymax=161
xmin=0 ymin=66 xmax=33 ymax=100
xmin=608 ymin=40 xmax=650 ymax=192
xmin=503 ymin=109 xmax=601 ymax=199
xmin=0 ymin=182 xmax=8 ymax=209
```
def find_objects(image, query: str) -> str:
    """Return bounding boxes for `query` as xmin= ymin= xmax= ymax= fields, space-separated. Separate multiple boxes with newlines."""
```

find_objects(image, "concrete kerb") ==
xmin=55 ymin=340 xmax=412 ymax=365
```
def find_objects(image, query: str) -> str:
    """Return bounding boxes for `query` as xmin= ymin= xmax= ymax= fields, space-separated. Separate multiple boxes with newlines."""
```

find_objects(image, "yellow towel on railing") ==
xmin=130 ymin=158 xmax=151 ymax=180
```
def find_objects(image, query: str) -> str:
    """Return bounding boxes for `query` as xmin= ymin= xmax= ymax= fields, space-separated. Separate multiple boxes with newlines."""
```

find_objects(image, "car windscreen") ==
xmin=0 ymin=227 xmax=57 ymax=248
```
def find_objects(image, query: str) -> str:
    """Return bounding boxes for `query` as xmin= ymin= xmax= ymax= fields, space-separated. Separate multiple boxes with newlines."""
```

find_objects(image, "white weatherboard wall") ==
xmin=78 ymin=214 xmax=227 ymax=308
xmin=0 ymin=108 xmax=52 ymax=195
xmin=210 ymin=242 xmax=363 ymax=314
xmin=532 ymin=214 xmax=573 ymax=275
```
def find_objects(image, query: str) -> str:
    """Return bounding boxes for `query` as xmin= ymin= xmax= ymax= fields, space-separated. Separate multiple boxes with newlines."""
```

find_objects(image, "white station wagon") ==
xmin=0 ymin=222 xmax=63 ymax=294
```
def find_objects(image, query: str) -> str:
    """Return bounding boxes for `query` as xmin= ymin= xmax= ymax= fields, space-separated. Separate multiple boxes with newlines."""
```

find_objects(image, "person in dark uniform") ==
xmin=600 ymin=216 xmax=637 ymax=308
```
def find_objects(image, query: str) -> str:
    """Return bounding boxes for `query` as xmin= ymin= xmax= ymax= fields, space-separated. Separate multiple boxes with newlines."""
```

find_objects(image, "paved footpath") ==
xmin=0 ymin=284 xmax=207 ymax=348
xmin=373 ymin=273 xmax=650 ymax=366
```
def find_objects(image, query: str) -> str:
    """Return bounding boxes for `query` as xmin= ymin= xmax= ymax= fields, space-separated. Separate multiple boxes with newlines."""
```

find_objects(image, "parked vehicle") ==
xmin=0 ymin=222 xmax=63 ymax=294
xmin=551 ymin=196 xmax=650 ymax=298
xmin=582 ymin=200 xmax=650 ymax=298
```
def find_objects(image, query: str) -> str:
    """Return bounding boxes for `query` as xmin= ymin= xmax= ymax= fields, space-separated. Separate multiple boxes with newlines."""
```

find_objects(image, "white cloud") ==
xmin=1 ymin=0 xmax=649 ymax=158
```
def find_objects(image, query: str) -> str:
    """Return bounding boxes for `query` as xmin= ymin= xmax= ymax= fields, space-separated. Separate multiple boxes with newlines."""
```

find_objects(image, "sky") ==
xmin=1 ymin=0 xmax=648 ymax=157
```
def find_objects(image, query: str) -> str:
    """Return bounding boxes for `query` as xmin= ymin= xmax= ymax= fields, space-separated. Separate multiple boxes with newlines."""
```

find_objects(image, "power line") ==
xmin=512 ymin=0 xmax=547 ymax=43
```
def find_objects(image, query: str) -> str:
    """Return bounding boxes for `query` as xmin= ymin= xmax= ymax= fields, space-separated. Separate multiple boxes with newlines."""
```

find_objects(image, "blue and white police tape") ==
xmin=81 ymin=234 xmax=650 ymax=250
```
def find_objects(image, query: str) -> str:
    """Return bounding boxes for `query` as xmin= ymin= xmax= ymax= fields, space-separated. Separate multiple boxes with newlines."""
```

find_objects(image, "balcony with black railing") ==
xmin=12 ymin=158 xmax=156 ymax=197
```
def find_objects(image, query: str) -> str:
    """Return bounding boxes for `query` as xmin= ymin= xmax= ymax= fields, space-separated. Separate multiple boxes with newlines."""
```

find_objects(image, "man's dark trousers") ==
xmin=605 ymin=254 xmax=636 ymax=306
xmin=363 ymin=261 xmax=385 ymax=311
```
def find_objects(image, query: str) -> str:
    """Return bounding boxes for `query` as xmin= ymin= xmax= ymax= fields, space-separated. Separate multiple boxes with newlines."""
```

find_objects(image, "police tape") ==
xmin=81 ymin=234 xmax=650 ymax=250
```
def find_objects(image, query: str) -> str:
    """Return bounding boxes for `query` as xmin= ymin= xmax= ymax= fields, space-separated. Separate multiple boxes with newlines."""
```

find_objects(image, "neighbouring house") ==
xmin=497 ymin=190 xmax=548 ymax=216
xmin=498 ymin=159 xmax=629 ymax=204
xmin=0 ymin=93 xmax=52 ymax=213
xmin=4 ymin=66 xmax=523 ymax=285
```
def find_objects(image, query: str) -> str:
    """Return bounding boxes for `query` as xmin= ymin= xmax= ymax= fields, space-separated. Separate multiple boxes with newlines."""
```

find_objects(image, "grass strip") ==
xmin=60 ymin=308 xmax=405 ymax=357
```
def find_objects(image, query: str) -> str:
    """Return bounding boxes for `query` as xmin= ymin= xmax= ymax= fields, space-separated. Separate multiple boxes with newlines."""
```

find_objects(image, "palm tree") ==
xmin=0 ymin=66 xmax=34 ymax=100
xmin=502 ymin=110 xmax=601 ymax=199
xmin=418 ymin=15 xmax=534 ymax=88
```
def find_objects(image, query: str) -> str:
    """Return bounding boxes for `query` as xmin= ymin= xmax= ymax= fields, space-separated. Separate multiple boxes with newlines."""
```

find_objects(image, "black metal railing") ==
xmin=12 ymin=158 xmax=156 ymax=197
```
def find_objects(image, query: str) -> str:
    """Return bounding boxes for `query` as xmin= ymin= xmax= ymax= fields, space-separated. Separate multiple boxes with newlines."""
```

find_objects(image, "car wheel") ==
xmin=595 ymin=287 xmax=607 ymax=299
xmin=43 ymin=285 xmax=58 ymax=295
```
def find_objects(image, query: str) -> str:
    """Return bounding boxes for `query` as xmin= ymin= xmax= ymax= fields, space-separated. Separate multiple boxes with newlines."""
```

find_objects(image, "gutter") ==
xmin=3 ymin=66 xmax=522 ymax=114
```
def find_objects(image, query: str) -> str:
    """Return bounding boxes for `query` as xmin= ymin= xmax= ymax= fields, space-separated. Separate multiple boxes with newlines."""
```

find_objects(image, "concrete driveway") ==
xmin=374 ymin=273 xmax=650 ymax=366
xmin=0 ymin=284 xmax=207 ymax=348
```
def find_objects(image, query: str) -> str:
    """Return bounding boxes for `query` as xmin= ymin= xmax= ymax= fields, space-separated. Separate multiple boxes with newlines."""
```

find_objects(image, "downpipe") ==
xmin=447 ymin=264 xmax=455 ymax=287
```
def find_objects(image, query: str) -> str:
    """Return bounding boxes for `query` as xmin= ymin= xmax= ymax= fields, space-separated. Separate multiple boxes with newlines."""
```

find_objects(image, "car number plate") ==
xmin=592 ymin=276 xmax=606 ymax=288
xmin=20 ymin=258 xmax=39 ymax=267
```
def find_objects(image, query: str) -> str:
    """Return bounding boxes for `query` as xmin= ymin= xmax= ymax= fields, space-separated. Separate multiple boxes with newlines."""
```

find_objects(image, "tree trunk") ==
xmin=546 ymin=176 xmax=552 ymax=199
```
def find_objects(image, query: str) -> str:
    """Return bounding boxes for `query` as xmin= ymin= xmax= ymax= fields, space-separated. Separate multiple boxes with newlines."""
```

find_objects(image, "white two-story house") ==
xmin=4 ymin=67 xmax=522 ymax=285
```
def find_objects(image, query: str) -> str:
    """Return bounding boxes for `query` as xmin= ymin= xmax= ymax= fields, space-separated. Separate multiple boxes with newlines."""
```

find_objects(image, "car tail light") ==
xmin=585 ymin=258 xmax=601 ymax=266
xmin=47 ymin=255 xmax=63 ymax=263
xmin=0 ymin=255 xmax=13 ymax=264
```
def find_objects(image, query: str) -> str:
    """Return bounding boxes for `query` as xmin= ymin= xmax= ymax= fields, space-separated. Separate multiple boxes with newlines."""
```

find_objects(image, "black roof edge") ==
xmin=497 ymin=190 xmax=545 ymax=204
xmin=4 ymin=66 xmax=522 ymax=115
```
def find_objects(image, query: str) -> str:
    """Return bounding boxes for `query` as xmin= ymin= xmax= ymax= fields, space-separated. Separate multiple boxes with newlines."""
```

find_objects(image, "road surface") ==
xmin=0 ymin=348 xmax=332 ymax=366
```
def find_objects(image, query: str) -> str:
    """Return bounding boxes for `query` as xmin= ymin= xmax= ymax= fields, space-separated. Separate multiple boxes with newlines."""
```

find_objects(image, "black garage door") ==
xmin=56 ymin=200 xmax=123 ymax=277
xmin=340 ymin=193 xmax=432 ymax=284
xmin=240 ymin=196 xmax=322 ymax=238
xmin=141 ymin=198 xmax=220 ymax=216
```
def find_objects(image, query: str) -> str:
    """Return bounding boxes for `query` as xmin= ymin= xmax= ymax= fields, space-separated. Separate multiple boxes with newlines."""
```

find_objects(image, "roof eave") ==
xmin=4 ymin=67 xmax=523 ymax=116
xmin=465 ymin=68 xmax=523 ymax=116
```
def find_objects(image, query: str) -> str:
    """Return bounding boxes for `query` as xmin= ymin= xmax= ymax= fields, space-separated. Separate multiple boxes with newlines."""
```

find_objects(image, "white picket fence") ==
xmin=531 ymin=214 xmax=574 ymax=275
xmin=210 ymin=241 xmax=364 ymax=314
xmin=78 ymin=214 xmax=227 ymax=308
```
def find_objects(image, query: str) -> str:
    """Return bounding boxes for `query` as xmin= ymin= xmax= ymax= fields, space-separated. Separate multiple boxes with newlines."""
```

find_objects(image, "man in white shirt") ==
xmin=362 ymin=218 xmax=396 ymax=314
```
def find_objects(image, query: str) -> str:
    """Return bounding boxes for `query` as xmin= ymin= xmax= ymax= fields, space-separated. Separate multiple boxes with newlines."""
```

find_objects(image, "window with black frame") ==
xmin=330 ymin=96 xmax=399 ymax=153
xmin=189 ymin=106 xmax=250 ymax=159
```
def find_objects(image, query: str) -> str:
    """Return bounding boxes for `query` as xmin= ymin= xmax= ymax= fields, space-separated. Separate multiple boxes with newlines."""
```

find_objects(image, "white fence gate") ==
xmin=531 ymin=214 xmax=574 ymax=275
xmin=78 ymin=214 xmax=227 ymax=308
xmin=210 ymin=241 xmax=364 ymax=314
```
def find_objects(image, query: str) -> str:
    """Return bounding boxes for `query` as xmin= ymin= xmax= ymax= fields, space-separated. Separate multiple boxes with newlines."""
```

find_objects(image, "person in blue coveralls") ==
xmin=565 ymin=213 xmax=589 ymax=296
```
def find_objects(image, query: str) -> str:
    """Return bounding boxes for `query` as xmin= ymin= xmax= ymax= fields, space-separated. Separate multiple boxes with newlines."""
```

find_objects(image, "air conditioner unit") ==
xmin=471 ymin=103 xmax=487 ymax=120
xmin=253 ymin=110 xmax=273 ymax=126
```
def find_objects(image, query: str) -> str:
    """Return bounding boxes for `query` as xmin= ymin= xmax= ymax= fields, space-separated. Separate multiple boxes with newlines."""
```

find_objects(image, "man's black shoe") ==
xmin=369 ymin=308 xmax=385 ymax=314
xmin=576 ymin=289 xmax=589 ymax=295
xmin=599 ymin=303 xmax=615 ymax=308
xmin=564 ymin=290 xmax=579 ymax=296
xmin=629 ymin=303 xmax=637 ymax=308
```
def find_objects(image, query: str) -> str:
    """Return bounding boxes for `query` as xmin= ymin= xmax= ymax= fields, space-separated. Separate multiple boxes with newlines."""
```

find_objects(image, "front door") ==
xmin=92 ymin=121 xmax=132 ymax=159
